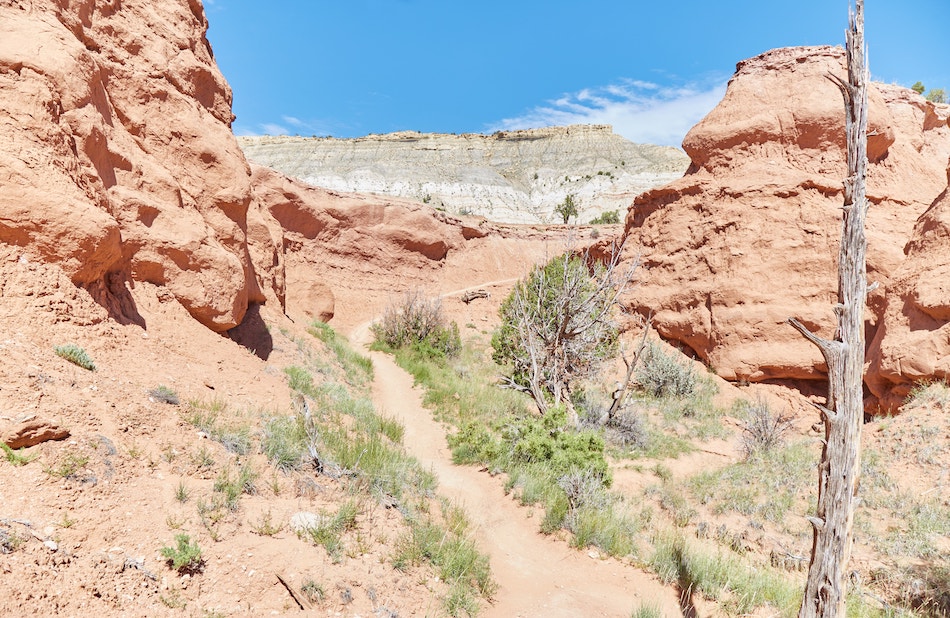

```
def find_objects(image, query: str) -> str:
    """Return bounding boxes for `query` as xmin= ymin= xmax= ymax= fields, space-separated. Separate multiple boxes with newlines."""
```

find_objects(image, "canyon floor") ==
xmin=1 ymin=230 xmax=948 ymax=618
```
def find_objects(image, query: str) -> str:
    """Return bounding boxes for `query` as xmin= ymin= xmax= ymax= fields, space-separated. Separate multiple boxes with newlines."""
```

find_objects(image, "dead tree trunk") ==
xmin=788 ymin=2 xmax=868 ymax=616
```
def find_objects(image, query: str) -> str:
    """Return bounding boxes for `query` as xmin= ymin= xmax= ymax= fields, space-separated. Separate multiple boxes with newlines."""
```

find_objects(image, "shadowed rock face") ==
xmin=238 ymin=126 xmax=690 ymax=224
xmin=621 ymin=46 xmax=950 ymax=407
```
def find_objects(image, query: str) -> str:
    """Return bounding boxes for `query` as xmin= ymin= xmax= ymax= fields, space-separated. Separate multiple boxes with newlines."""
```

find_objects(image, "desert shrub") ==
xmin=493 ymin=250 xmax=626 ymax=414
xmin=506 ymin=405 xmax=610 ymax=485
xmin=590 ymin=209 xmax=621 ymax=224
xmin=54 ymin=344 xmax=95 ymax=371
xmin=160 ymin=534 xmax=203 ymax=574
xmin=635 ymin=341 xmax=697 ymax=399
xmin=149 ymin=385 xmax=180 ymax=405
xmin=373 ymin=290 xmax=461 ymax=359
xmin=737 ymin=397 xmax=792 ymax=459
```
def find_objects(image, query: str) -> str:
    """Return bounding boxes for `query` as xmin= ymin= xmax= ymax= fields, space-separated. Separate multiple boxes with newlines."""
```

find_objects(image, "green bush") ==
xmin=54 ymin=344 xmax=95 ymax=371
xmin=590 ymin=210 xmax=621 ymax=224
xmin=160 ymin=534 xmax=203 ymax=574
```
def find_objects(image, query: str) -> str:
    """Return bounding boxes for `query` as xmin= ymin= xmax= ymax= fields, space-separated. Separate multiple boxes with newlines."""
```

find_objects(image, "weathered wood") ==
xmin=276 ymin=572 xmax=311 ymax=610
xmin=461 ymin=289 xmax=490 ymax=304
xmin=792 ymin=2 xmax=869 ymax=617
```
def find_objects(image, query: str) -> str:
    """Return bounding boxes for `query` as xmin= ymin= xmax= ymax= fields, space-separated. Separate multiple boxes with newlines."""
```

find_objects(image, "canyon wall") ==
xmin=238 ymin=126 xmax=689 ymax=224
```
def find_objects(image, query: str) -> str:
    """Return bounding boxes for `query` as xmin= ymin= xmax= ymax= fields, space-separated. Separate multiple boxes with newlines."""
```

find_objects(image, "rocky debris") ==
xmin=622 ymin=46 xmax=950 ymax=403
xmin=1 ymin=418 xmax=70 ymax=449
xmin=239 ymin=125 xmax=689 ymax=224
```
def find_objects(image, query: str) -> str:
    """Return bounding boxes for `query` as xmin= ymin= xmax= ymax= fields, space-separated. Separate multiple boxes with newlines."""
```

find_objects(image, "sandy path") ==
xmin=353 ymin=318 xmax=682 ymax=617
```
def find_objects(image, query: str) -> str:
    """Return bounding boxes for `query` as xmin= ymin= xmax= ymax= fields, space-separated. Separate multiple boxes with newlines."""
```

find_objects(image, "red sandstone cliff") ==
xmin=622 ymin=46 xmax=950 ymax=409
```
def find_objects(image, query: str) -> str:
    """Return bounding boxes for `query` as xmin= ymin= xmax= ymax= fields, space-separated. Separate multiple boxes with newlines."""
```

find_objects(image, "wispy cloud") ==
xmin=234 ymin=116 xmax=337 ymax=137
xmin=490 ymin=77 xmax=728 ymax=147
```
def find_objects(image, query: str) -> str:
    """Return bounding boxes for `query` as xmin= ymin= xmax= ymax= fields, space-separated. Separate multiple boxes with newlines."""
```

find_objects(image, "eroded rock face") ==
xmin=623 ymin=46 xmax=950 ymax=392
xmin=867 ymin=168 xmax=950 ymax=410
xmin=239 ymin=126 xmax=689 ymax=224
xmin=0 ymin=0 xmax=255 ymax=331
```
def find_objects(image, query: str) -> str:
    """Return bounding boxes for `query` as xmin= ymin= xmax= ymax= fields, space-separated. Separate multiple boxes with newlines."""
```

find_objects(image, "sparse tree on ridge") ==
xmin=555 ymin=193 xmax=579 ymax=224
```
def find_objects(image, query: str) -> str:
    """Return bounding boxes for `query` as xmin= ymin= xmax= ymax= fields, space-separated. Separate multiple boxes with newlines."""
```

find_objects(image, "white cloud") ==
xmin=259 ymin=123 xmax=290 ymax=135
xmin=491 ymin=78 xmax=728 ymax=147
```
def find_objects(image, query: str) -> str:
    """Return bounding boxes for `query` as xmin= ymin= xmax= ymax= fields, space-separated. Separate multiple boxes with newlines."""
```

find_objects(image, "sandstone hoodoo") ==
xmin=239 ymin=125 xmax=689 ymax=224
xmin=620 ymin=45 xmax=950 ymax=406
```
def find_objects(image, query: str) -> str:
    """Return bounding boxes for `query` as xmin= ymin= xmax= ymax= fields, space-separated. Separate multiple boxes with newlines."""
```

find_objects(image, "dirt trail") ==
xmin=353 ymin=318 xmax=683 ymax=617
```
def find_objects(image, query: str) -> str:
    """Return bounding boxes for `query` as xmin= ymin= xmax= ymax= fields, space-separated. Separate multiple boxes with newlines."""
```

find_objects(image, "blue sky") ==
xmin=204 ymin=0 xmax=949 ymax=147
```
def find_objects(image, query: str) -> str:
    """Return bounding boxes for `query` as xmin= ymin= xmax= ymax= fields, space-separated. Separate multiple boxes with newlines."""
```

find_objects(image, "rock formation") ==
xmin=238 ymin=126 xmax=689 ymax=224
xmin=0 ymin=0 xmax=257 ymax=331
xmin=867 ymin=161 xmax=950 ymax=410
xmin=621 ymin=46 xmax=950 ymax=406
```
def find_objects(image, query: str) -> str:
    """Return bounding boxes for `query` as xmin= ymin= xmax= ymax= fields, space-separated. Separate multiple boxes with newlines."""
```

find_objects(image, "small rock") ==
xmin=289 ymin=512 xmax=325 ymax=534
xmin=44 ymin=540 xmax=58 ymax=552
xmin=1 ymin=419 xmax=69 ymax=449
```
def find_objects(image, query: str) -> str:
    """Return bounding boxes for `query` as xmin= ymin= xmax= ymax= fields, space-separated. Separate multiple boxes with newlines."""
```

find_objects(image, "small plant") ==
xmin=160 ymin=534 xmax=203 ymax=574
xmin=150 ymin=385 xmax=180 ymax=405
xmin=1 ymin=443 xmax=36 ymax=466
xmin=738 ymin=397 xmax=792 ymax=459
xmin=635 ymin=341 xmax=697 ymax=399
xmin=54 ymin=344 xmax=95 ymax=371
xmin=59 ymin=513 xmax=76 ymax=529
xmin=46 ymin=450 xmax=90 ymax=479
xmin=213 ymin=461 xmax=258 ymax=511
xmin=590 ymin=210 xmax=621 ymax=225
xmin=175 ymin=481 xmax=190 ymax=503
xmin=300 ymin=579 xmax=325 ymax=604
xmin=251 ymin=509 xmax=284 ymax=537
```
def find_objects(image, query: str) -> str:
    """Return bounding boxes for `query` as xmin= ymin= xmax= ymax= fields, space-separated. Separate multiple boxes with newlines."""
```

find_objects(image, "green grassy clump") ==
xmin=392 ymin=501 xmax=495 ymax=615
xmin=184 ymin=398 xmax=252 ymax=456
xmin=213 ymin=460 xmax=258 ymax=511
xmin=307 ymin=321 xmax=374 ymax=385
xmin=649 ymin=534 xmax=801 ymax=616
xmin=54 ymin=344 xmax=95 ymax=371
xmin=688 ymin=441 xmax=815 ymax=525
xmin=1 ymin=443 xmax=36 ymax=466
xmin=302 ymin=500 xmax=361 ymax=562
xmin=160 ymin=534 xmax=203 ymax=574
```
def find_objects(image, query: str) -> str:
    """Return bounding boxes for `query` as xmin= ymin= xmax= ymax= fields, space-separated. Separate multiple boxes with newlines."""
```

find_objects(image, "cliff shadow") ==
xmin=227 ymin=302 xmax=273 ymax=360
xmin=84 ymin=271 xmax=146 ymax=329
